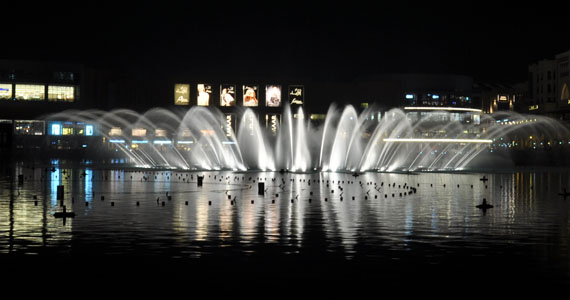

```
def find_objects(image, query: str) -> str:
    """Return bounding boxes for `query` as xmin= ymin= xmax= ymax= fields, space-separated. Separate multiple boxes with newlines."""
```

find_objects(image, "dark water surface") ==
xmin=1 ymin=163 xmax=569 ymax=294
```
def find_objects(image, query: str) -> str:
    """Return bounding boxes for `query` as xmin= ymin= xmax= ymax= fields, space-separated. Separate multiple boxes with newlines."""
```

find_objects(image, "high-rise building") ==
xmin=528 ymin=59 xmax=556 ymax=115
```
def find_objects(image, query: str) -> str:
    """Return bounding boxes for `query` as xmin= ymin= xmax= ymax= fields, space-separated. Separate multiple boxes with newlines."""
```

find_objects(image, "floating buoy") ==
xmin=185 ymin=201 xmax=188 ymax=205
xmin=209 ymin=201 xmax=212 ymax=206
xmin=136 ymin=201 xmax=140 ymax=206
xmin=111 ymin=202 xmax=115 ymax=206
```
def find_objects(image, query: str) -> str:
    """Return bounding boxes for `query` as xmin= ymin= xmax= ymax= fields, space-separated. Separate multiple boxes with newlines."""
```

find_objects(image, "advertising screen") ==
xmin=265 ymin=85 xmax=281 ymax=107
xmin=220 ymin=84 xmax=236 ymax=106
xmin=265 ymin=114 xmax=281 ymax=136
xmin=288 ymin=85 xmax=304 ymax=105
xmin=174 ymin=84 xmax=190 ymax=105
xmin=243 ymin=85 xmax=259 ymax=107
xmin=197 ymin=83 xmax=212 ymax=106
xmin=223 ymin=114 xmax=236 ymax=137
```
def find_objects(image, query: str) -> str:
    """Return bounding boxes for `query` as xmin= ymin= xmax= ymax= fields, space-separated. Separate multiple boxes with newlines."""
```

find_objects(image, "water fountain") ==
xmin=43 ymin=104 xmax=570 ymax=172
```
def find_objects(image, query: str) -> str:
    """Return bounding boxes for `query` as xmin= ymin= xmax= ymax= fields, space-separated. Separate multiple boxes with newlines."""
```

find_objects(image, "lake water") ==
xmin=1 ymin=163 xmax=569 ymax=293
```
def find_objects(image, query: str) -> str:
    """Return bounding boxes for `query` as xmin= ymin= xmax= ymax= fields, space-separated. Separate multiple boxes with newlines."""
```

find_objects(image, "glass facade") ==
xmin=48 ymin=86 xmax=74 ymax=102
xmin=15 ymin=84 xmax=45 ymax=101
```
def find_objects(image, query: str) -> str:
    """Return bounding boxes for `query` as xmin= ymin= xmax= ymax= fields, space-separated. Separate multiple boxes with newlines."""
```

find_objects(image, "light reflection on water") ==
xmin=1 ymin=165 xmax=569 ymax=282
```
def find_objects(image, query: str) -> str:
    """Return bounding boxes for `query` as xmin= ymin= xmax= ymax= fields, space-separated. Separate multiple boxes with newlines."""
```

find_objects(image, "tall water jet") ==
xmin=237 ymin=109 xmax=275 ymax=171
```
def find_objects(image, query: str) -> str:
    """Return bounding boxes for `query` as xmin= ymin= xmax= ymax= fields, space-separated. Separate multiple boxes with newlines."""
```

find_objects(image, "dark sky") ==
xmin=5 ymin=1 xmax=569 ymax=83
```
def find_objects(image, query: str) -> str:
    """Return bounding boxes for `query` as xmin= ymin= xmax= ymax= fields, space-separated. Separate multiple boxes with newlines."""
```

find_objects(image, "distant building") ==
xmin=555 ymin=50 xmax=570 ymax=120
xmin=474 ymin=82 xmax=516 ymax=114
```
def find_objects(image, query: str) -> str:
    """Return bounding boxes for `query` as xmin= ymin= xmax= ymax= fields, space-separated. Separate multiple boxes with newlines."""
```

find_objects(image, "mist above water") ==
xmin=44 ymin=104 xmax=569 ymax=172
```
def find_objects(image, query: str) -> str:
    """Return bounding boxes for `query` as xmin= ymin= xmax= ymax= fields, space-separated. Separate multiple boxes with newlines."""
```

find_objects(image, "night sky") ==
xmin=5 ymin=1 xmax=570 ymax=83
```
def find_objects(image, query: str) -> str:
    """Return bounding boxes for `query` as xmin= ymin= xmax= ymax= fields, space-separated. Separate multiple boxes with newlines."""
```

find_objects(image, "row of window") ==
xmin=0 ymin=83 xmax=75 ymax=102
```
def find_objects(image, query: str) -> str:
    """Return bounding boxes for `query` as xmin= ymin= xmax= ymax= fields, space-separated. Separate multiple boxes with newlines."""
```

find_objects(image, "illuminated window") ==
xmin=310 ymin=114 xmax=326 ymax=120
xmin=50 ymin=122 xmax=62 ymax=135
xmin=0 ymin=84 xmax=12 ymax=100
xmin=155 ymin=129 xmax=167 ymax=137
xmin=14 ymin=120 xmax=44 ymax=135
xmin=180 ymin=129 xmax=192 ymax=137
xmin=85 ymin=125 xmax=94 ymax=136
xmin=109 ymin=127 xmax=122 ymax=136
xmin=15 ymin=84 xmax=45 ymax=101
xmin=48 ymin=86 xmax=74 ymax=102
xmin=132 ymin=128 xmax=147 ymax=137
xmin=62 ymin=127 xmax=74 ymax=135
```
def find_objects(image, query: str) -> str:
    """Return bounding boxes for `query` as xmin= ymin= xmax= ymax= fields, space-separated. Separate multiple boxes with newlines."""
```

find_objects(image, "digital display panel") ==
xmin=220 ymin=84 xmax=236 ymax=106
xmin=197 ymin=83 xmax=212 ymax=106
xmin=265 ymin=114 xmax=281 ymax=136
xmin=243 ymin=85 xmax=259 ymax=107
xmin=265 ymin=85 xmax=281 ymax=107
xmin=174 ymin=84 xmax=190 ymax=105
xmin=223 ymin=114 xmax=236 ymax=137
xmin=288 ymin=85 xmax=304 ymax=105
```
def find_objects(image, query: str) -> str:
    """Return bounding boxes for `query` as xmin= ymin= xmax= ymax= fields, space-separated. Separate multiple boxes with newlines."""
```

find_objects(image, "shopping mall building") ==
xmin=1 ymin=59 xmax=486 ymax=157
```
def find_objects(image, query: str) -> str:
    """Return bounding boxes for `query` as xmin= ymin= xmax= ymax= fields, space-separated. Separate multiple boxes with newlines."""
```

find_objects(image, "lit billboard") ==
xmin=197 ymin=83 xmax=212 ymax=106
xmin=223 ymin=114 xmax=236 ymax=137
xmin=174 ymin=84 xmax=190 ymax=105
xmin=243 ymin=85 xmax=259 ymax=107
xmin=288 ymin=85 xmax=304 ymax=105
xmin=220 ymin=84 xmax=236 ymax=106
xmin=265 ymin=114 xmax=281 ymax=136
xmin=265 ymin=85 xmax=281 ymax=107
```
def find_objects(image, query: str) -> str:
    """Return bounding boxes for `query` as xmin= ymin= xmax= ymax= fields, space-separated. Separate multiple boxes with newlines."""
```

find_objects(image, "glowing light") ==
xmin=85 ymin=125 xmax=94 ymax=136
xmin=383 ymin=138 xmax=492 ymax=144
xmin=153 ymin=140 xmax=172 ymax=145
xmin=109 ymin=139 xmax=125 ymax=143
xmin=132 ymin=140 xmax=148 ymax=144
xmin=404 ymin=107 xmax=482 ymax=112
xmin=177 ymin=141 xmax=193 ymax=144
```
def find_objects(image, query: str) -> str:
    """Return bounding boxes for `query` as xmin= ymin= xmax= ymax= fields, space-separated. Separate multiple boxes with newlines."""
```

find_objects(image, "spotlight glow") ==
xmin=404 ymin=107 xmax=482 ymax=113
xmin=383 ymin=138 xmax=492 ymax=143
